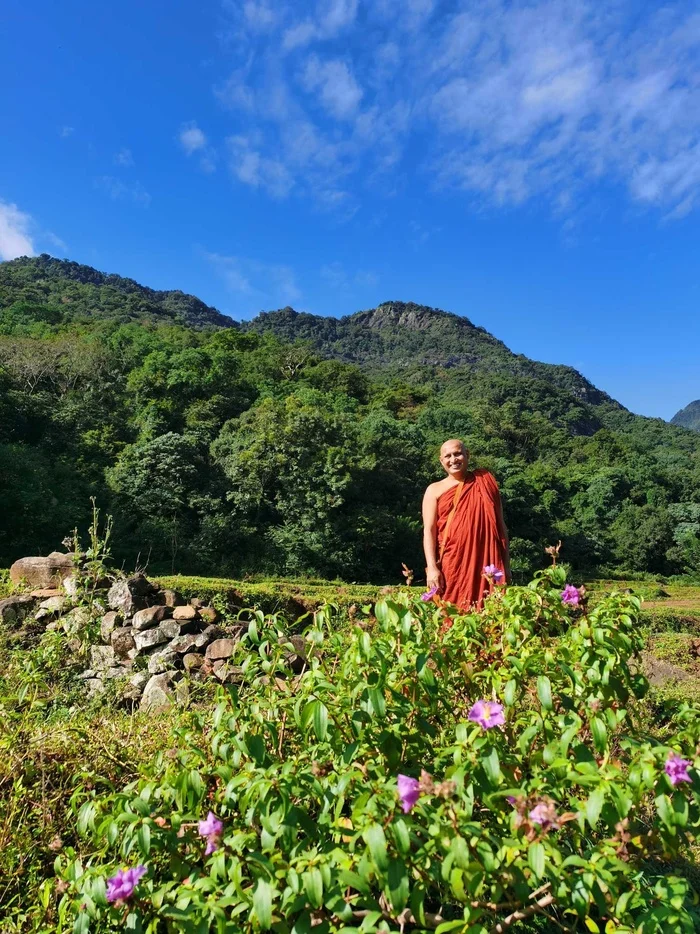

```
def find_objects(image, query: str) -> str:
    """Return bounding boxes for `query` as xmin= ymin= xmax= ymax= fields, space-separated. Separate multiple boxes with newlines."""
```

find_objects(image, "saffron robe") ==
xmin=436 ymin=469 xmax=508 ymax=611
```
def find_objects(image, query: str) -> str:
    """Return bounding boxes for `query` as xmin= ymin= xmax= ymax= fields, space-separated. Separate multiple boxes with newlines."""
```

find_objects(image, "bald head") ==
xmin=439 ymin=439 xmax=469 ymax=478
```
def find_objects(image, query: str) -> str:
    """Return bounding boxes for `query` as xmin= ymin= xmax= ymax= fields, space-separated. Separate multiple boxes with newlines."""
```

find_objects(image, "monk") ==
xmin=422 ymin=439 xmax=510 ymax=611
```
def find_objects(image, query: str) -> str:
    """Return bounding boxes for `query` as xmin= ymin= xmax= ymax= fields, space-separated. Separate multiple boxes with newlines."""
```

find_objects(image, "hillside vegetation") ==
xmin=0 ymin=254 xmax=699 ymax=581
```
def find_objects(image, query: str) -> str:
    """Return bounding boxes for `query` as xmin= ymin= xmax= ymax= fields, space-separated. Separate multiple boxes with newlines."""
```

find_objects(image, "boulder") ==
xmin=170 ymin=633 xmax=200 ymax=654
xmin=62 ymin=576 xmax=81 ymax=599
xmin=90 ymin=645 xmax=117 ymax=671
xmin=86 ymin=678 xmax=105 ymax=697
xmin=132 ymin=605 xmax=170 ymax=631
xmin=0 ymin=595 xmax=36 ymax=625
xmin=111 ymin=627 xmax=136 ymax=659
xmin=159 ymin=618 xmax=202 ymax=639
xmin=101 ymin=611 xmax=121 ymax=641
xmin=140 ymin=673 xmax=174 ymax=713
xmin=183 ymin=652 xmax=205 ymax=672
xmin=60 ymin=606 xmax=92 ymax=634
xmin=173 ymin=604 xmax=198 ymax=621
xmin=147 ymin=649 xmax=178 ymax=675
xmin=280 ymin=634 xmax=309 ymax=673
xmin=199 ymin=606 xmax=219 ymax=624
xmin=107 ymin=576 xmax=153 ymax=616
xmin=159 ymin=589 xmax=185 ymax=607
xmin=30 ymin=588 xmax=61 ymax=599
xmin=205 ymin=638 xmax=239 ymax=661
xmin=10 ymin=553 xmax=74 ymax=589
xmin=194 ymin=625 xmax=223 ymax=650
xmin=35 ymin=595 xmax=67 ymax=621
xmin=133 ymin=627 xmax=170 ymax=653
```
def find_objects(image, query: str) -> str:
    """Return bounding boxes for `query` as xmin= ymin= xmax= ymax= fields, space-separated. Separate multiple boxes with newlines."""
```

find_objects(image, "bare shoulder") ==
xmin=424 ymin=477 xmax=453 ymax=499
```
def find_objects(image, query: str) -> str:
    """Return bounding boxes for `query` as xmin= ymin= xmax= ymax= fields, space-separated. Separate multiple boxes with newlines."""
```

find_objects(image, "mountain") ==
xmin=0 ymin=254 xmax=234 ymax=330
xmin=243 ymin=302 xmax=614 ymax=407
xmin=671 ymin=400 xmax=700 ymax=432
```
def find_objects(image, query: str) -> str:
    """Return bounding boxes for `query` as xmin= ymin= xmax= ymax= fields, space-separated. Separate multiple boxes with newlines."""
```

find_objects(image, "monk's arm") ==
xmin=422 ymin=487 xmax=443 ymax=591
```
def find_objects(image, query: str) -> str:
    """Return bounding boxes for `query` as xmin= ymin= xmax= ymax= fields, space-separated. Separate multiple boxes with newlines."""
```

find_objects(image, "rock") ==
xmin=101 ymin=611 xmax=121 ymax=641
xmin=130 ymin=672 xmax=150 ymax=692
xmin=36 ymin=596 xmax=67 ymax=621
xmin=140 ymin=673 xmax=174 ymax=713
xmin=0 ymin=595 xmax=36 ymax=625
xmin=183 ymin=653 xmax=205 ymax=672
xmin=173 ymin=604 xmax=198 ymax=621
xmin=61 ymin=606 xmax=92 ymax=634
xmin=62 ymin=576 xmax=81 ymax=599
xmin=86 ymin=678 xmax=105 ymax=697
xmin=133 ymin=627 xmax=170 ymax=653
xmin=111 ymin=627 xmax=136 ymax=659
xmin=103 ymin=666 xmax=127 ymax=680
xmin=189 ymin=597 xmax=206 ymax=609
xmin=643 ymin=653 xmax=691 ymax=687
xmin=107 ymin=576 xmax=153 ymax=616
xmin=30 ymin=588 xmax=61 ymax=599
xmin=170 ymin=634 xmax=200 ymax=654
xmin=194 ymin=625 xmax=223 ymax=650
xmin=77 ymin=669 xmax=96 ymax=679
xmin=159 ymin=589 xmax=185 ymax=607
xmin=280 ymin=634 xmax=309 ymax=673
xmin=147 ymin=649 xmax=178 ymax=674
xmin=175 ymin=680 xmax=190 ymax=705
xmin=205 ymin=638 xmax=239 ymax=661
xmin=132 ymin=605 xmax=170 ymax=631
xmin=90 ymin=645 xmax=117 ymax=671
xmin=10 ymin=554 xmax=74 ymax=589
xmin=199 ymin=606 xmax=219 ymax=624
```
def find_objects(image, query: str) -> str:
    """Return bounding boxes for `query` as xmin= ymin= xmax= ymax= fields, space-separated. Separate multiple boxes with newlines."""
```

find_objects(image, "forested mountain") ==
xmin=672 ymin=400 xmax=700 ymax=432
xmin=244 ymin=303 xmax=611 ymax=405
xmin=0 ymin=254 xmax=232 ymax=329
xmin=0 ymin=254 xmax=699 ymax=581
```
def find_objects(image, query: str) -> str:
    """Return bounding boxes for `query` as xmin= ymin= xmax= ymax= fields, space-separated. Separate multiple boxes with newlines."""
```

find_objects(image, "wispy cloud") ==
xmin=114 ymin=147 xmax=134 ymax=167
xmin=179 ymin=121 xmax=218 ymax=173
xmin=95 ymin=176 xmax=151 ymax=206
xmin=320 ymin=261 xmax=378 ymax=290
xmin=205 ymin=250 xmax=301 ymax=311
xmin=213 ymin=0 xmax=700 ymax=220
xmin=59 ymin=126 xmax=74 ymax=138
xmin=0 ymin=200 xmax=35 ymax=260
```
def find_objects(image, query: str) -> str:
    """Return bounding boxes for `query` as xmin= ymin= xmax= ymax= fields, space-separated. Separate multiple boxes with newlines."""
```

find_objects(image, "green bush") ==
xmin=55 ymin=568 xmax=700 ymax=932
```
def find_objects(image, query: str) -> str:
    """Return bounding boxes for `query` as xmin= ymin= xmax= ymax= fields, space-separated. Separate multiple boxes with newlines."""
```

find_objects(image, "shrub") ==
xmin=56 ymin=567 xmax=700 ymax=932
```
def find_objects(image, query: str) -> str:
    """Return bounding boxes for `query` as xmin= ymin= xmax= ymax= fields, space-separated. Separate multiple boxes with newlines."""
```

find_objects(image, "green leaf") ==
xmin=481 ymin=747 xmax=502 ymax=786
xmin=591 ymin=716 xmax=607 ymax=754
xmin=528 ymin=842 xmax=545 ymax=878
xmin=537 ymin=676 xmax=553 ymax=711
xmin=137 ymin=822 xmax=151 ymax=856
xmin=253 ymin=879 xmax=273 ymax=930
xmin=387 ymin=858 xmax=410 ymax=912
xmin=303 ymin=869 xmax=323 ymax=909
xmin=504 ymin=679 xmax=517 ymax=707
xmin=364 ymin=823 xmax=389 ymax=872
xmin=313 ymin=702 xmax=329 ymax=741
xmin=392 ymin=818 xmax=411 ymax=856
xmin=586 ymin=786 xmax=605 ymax=828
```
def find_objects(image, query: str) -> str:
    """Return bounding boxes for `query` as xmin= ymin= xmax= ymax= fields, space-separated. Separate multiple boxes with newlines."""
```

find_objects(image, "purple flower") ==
xmin=198 ymin=811 xmax=224 ymax=854
xmin=421 ymin=583 xmax=438 ymax=601
xmin=397 ymin=774 xmax=421 ymax=813
xmin=665 ymin=752 xmax=692 ymax=786
xmin=528 ymin=801 xmax=559 ymax=829
xmin=483 ymin=565 xmax=505 ymax=584
xmin=468 ymin=700 xmax=505 ymax=730
xmin=106 ymin=865 xmax=146 ymax=903
xmin=561 ymin=584 xmax=580 ymax=606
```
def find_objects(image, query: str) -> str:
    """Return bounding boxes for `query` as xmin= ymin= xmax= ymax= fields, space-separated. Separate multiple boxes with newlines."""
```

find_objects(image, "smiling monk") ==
xmin=422 ymin=440 xmax=510 ymax=611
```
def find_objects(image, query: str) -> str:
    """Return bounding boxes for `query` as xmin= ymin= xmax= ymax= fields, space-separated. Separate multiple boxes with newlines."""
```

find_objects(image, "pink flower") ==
xmin=421 ymin=583 xmax=438 ymax=601
xmin=665 ymin=752 xmax=692 ymax=786
xmin=106 ymin=865 xmax=146 ymax=903
xmin=483 ymin=565 xmax=505 ymax=584
xmin=528 ymin=801 xmax=559 ymax=830
xmin=561 ymin=584 xmax=580 ymax=606
xmin=468 ymin=700 xmax=505 ymax=729
xmin=397 ymin=774 xmax=421 ymax=813
xmin=198 ymin=811 xmax=224 ymax=854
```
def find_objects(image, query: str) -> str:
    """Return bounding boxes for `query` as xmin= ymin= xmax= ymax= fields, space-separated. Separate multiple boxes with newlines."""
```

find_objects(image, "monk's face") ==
xmin=440 ymin=440 xmax=469 ymax=478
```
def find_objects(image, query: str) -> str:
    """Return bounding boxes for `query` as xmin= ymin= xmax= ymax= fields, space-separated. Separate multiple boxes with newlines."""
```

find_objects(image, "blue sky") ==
xmin=1 ymin=0 xmax=699 ymax=420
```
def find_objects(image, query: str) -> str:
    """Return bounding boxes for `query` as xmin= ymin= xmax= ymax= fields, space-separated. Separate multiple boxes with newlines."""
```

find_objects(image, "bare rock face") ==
xmin=133 ymin=627 xmax=170 ymax=653
xmin=159 ymin=589 xmax=185 ymax=607
xmin=101 ymin=611 xmax=121 ymax=641
xmin=173 ymin=604 xmax=198 ymax=621
xmin=132 ymin=605 xmax=170 ymax=631
xmin=10 ymin=553 xmax=74 ymax=590
xmin=108 ymin=578 xmax=149 ymax=616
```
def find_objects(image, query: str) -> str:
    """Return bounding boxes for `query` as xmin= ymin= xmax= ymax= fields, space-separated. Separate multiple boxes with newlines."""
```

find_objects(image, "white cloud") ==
xmin=0 ymin=200 xmax=35 ymax=260
xmin=300 ymin=56 xmax=362 ymax=119
xmin=59 ymin=126 xmax=75 ymax=138
xmin=320 ymin=261 xmax=378 ymax=289
xmin=44 ymin=231 xmax=69 ymax=253
xmin=114 ymin=147 xmax=134 ymax=167
xmin=179 ymin=122 xmax=207 ymax=154
xmin=205 ymin=251 xmax=301 ymax=309
xmin=214 ymin=0 xmax=700 ymax=219
xmin=95 ymin=176 xmax=151 ymax=206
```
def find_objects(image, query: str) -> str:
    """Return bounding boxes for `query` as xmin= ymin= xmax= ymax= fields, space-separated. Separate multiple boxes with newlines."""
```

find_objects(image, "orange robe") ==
xmin=437 ymin=469 xmax=508 ymax=611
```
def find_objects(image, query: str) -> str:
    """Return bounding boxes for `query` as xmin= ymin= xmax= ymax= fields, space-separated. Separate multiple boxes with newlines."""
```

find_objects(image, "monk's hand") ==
xmin=426 ymin=567 xmax=443 ymax=594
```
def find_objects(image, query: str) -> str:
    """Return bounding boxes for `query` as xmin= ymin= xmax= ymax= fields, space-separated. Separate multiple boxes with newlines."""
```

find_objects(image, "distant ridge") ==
xmin=671 ymin=400 xmax=700 ymax=432
xmin=243 ymin=301 xmax=615 ymax=407
xmin=0 ymin=254 xmax=234 ymax=330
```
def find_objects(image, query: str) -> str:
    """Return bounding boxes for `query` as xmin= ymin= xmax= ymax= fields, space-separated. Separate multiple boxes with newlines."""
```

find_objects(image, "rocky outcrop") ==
xmin=10 ymin=553 xmax=74 ymax=589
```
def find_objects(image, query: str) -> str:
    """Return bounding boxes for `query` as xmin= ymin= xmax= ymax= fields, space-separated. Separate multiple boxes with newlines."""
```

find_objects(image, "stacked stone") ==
xmin=80 ymin=574 xmax=246 ymax=711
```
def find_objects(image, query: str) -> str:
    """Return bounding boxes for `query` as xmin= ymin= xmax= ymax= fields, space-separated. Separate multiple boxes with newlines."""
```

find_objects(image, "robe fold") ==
xmin=436 ymin=468 xmax=508 ymax=611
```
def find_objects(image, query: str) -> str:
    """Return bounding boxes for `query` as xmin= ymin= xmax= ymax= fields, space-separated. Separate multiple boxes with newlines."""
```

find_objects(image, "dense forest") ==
xmin=1 ymin=253 xmax=699 ymax=582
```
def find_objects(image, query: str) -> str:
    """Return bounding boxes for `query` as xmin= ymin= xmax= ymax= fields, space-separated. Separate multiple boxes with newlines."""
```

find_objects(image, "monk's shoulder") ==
xmin=424 ymin=478 xmax=451 ymax=498
xmin=474 ymin=468 xmax=499 ymax=488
